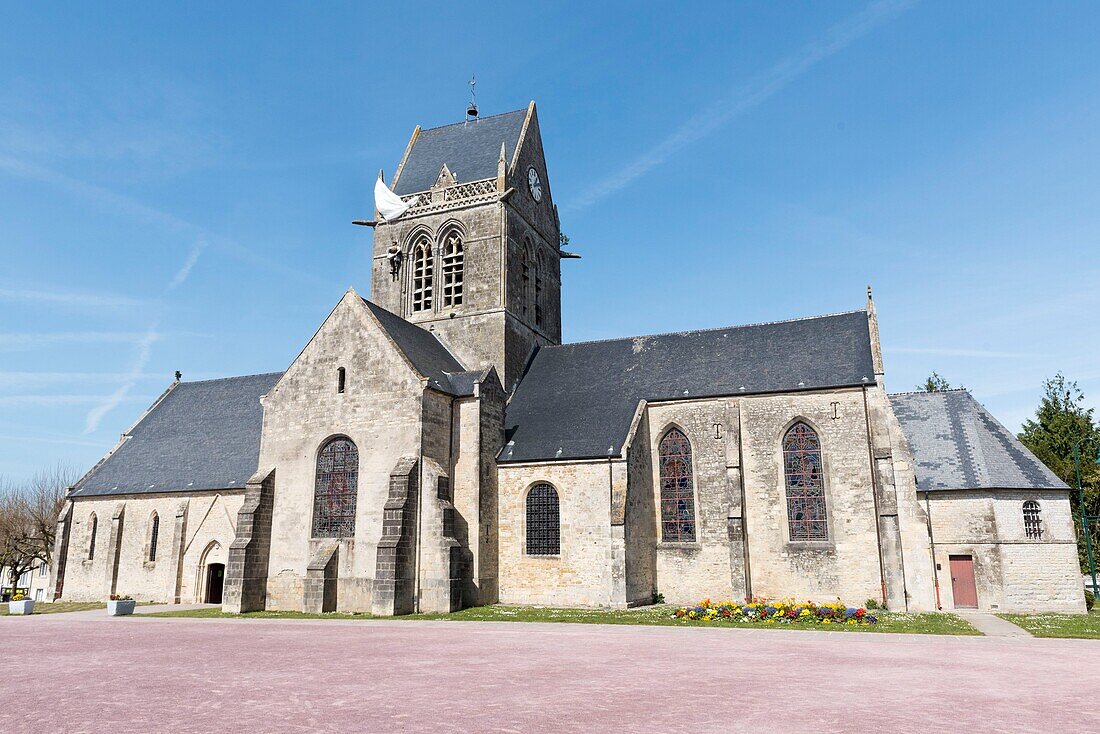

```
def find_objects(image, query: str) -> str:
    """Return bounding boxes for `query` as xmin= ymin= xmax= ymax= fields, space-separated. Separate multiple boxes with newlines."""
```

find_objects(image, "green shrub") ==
xmin=1085 ymin=589 xmax=1095 ymax=611
xmin=653 ymin=592 xmax=666 ymax=605
xmin=865 ymin=598 xmax=879 ymax=610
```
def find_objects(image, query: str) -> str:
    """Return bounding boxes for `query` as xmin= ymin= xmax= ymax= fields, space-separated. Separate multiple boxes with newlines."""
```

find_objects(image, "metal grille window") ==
xmin=87 ymin=514 xmax=97 ymax=561
xmin=411 ymin=239 xmax=433 ymax=312
xmin=659 ymin=428 xmax=696 ymax=542
xmin=312 ymin=437 xmax=359 ymax=538
xmin=526 ymin=483 xmax=560 ymax=555
xmin=783 ymin=422 xmax=829 ymax=541
xmin=148 ymin=513 xmax=159 ymax=562
xmin=441 ymin=232 xmax=464 ymax=307
xmin=1023 ymin=500 xmax=1043 ymax=539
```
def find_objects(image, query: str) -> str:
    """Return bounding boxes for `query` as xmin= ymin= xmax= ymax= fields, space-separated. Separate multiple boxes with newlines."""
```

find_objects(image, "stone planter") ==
xmin=107 ymin=600 xmax=136 ymax=616
xmin=8 ymin=600 xmax=34 ymax=615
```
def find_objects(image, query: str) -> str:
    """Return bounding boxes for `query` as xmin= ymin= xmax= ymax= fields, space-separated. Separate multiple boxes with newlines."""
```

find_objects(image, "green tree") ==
xmin=918 ymin=372 xmax=953 ymax=392
xmin=1018 ymin=373 xmax=1100 ymax=571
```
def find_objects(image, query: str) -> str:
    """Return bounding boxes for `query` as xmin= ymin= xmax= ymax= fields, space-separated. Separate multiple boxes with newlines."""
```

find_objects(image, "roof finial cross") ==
xmin=466 ymin=74 xmax=479 ymax=122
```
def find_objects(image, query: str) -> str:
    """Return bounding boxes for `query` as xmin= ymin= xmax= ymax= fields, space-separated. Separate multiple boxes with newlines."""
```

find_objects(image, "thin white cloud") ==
xmin=0 ymin=331 xmax=157 ymax=352
xmin=0 ymin=287 xmax=144 ymax=308
xmin=0 ymin=433 xmax=103 ymax=448
xmin=885 ymin=346 xmax=1039 ymax=359
xmin=0 ymin=371 xmax=165 ymax=389
xmin=0 ymin=395 xmax=153 ymax=407
xmin=166 ymin=236 xmax=208 ymax=292
xmin=568 ymin=0 xmax=918 ymax=211
xmin=84 ymin=325 xmax=159 ymax=433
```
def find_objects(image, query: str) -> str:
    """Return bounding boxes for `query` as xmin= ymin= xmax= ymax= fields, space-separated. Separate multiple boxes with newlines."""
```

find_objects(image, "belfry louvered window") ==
xmin=526 ymin=483 xmax=560 ymax=555
xmin=783 ymin=422 xmax=829 ymax=541
xmin=659 ymin=428 xmax=696 ymax=542
xmin=1023 ymin=500 xmax=1042 ymax=539
xmin=520 ymin=240 xmax=533 ymax=318
xmin=441 ymin=231 xmax=464 ymax=307
xmin=411 ymin=237 xmax=433 ymax=312
xmin=534 ymin=250 xmax=545 ymax=328
xmin=312 ymin=437 xmax=359 ymax=538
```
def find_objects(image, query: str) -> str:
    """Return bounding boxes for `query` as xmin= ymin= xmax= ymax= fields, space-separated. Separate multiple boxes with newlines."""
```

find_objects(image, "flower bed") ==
xmin=673 ymin=598 xmax=877 ymax=626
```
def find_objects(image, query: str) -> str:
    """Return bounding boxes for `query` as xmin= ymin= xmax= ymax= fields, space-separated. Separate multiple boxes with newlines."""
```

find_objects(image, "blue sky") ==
xmin=2 ymin=1 xmax=1099 ymax=482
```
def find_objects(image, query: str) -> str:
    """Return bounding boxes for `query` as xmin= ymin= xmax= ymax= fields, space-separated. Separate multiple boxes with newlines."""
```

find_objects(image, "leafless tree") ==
xmin=0 ymin=464 xmax=75 ymax=595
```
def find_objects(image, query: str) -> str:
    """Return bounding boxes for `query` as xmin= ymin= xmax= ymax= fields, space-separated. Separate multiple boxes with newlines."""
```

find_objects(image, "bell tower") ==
xmin=368 ymin=101 xmax=563 ymax=390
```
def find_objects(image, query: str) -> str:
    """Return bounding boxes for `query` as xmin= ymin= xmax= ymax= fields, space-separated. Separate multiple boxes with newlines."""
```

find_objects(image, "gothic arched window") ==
xmin=534 ymin=249 xmax=545 ymax=328
xmin=783 ymin=422 xmax=828 ymax=541
xmin=1023 ymin=500 xmax=1043 ymax=540
xmin=659 ymin=428 xmax=696 ymax=542
xmin=411 ymin=236 xmax=433 ymax=312
xmin=148 ymin=513 xmax=159 ymax=562
xmin=441 ymin=230 xmax=464 ymax=307
xmin=312 ymin=437 xmax=359 ymax=538
xmin=520 ymin=239 xmax=533 ymax=318
xmin=526 ymin=483 xmax=560 ymax=555
xmin=86 ymin=515 xmax=97 ymax=559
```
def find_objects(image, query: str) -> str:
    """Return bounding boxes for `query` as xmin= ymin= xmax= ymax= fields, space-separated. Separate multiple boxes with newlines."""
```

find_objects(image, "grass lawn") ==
xmin=998 ymin=610 xmax=1100 ymax=639
xmin=144 ymin=604 xmax=981 ymax=635
xmin=1 ymin=601 xmax=106 ymax=616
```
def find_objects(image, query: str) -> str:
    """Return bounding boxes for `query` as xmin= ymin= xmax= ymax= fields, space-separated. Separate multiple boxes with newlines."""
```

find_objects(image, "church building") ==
xmin=50 ymin=103 xmax=1085 ymax=615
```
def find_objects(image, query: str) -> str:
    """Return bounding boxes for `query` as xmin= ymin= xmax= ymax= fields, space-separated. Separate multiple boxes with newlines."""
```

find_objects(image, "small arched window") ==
xmin=783 ymin=422 xmax=828 ymax=541
xmin=441 ymin=230 xmax=464 ymax=307
xmin=659 ymin=428 xmax=696 ymax=542
xmin=411 ymin=236 xmax=433 ymax=312
xmin=337 ymin=367 xmax=346 ymax=394
xmin=526 ymin=483 xmax=560 ymax=555
xmin=87 ymin=513 xmax=98 ymax=561
xmin=148 ymin=513 xmax=160 ymax=562
xmin=1023 ymin=500 xmax=1042 ymax=540
xmin=312 ymin=437 xmax=359 ymax=538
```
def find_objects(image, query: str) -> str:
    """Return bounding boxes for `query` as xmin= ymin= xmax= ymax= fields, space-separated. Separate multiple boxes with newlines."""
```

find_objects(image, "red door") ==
xmin=949 ymin=555 xmax=978 ymax=609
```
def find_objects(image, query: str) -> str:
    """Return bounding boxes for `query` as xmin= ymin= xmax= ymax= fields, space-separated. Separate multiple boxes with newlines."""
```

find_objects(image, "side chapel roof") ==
xmin=501 ymin=310 xmax=876 ymax=463
xmin=889 ymin=390 xmax=1067 ymax=491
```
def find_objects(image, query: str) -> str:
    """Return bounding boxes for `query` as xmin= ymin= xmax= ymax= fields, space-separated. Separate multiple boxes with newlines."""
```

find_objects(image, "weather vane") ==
xmin=466 ymin=74 xmax=478 ymax=121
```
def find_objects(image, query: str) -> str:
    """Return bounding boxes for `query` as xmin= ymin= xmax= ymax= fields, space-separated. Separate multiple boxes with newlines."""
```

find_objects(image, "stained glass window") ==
xmin=87 ymin=513 xmax=97 ymax=560
xmin=312 ymin=437 xmax=359 ymax=538
xmin=659 ymin=428 xmax=696 ymax=542
xmin=148 ymin=513 xmax=159 ymax=562
xmin=441 ymin=232 xmax=464 ymax=307
xmin=783 ymin=422 xmax=828 ymax=541
xmin=411 ymin=237 xmax=433 ymax=312
xmin=1023 ymin=500 xmax=1042 ymax=540
xmin=526 ymin=483 xmax=560 ymax=555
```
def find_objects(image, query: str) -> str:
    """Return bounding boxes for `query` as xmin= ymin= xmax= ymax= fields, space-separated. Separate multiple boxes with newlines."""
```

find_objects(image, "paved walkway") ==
xmin=956 ymin=611 xmax=1032 ymax=637
xmin=4 ymin=615 xmax=1098 ymax=733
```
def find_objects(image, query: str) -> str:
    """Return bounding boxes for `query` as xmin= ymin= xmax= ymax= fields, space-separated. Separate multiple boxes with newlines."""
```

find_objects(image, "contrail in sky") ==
xmin=567 ymin=0 xmax=919 ymax=212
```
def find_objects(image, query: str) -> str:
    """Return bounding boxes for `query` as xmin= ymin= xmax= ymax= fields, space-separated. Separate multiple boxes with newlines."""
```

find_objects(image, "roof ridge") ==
xmin=180 ymin=371 xmax=284 ymax=386
xmin=553 ymin=309 xmax=867 ymax=349
xmin=418 ymin=107 xmax=527 ymax=134
xmin=888 ymin=388 xmax=971 ymax=397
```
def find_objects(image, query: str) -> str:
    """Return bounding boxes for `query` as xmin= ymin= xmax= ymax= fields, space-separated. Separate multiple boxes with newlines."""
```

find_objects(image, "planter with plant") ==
xmin=7 ymin=592 xmax=34 ymax=615
xmin=107 ymin=594 xmax=136 ymax=616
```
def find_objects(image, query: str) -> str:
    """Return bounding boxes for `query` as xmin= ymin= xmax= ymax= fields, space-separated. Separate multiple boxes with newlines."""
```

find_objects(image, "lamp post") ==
xmin=1072 ymin=437 xmax=1100 ymax=596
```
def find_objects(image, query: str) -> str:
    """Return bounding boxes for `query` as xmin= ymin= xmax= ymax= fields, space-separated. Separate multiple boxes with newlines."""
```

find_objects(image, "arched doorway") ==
xmin=204 ymin=563 xmax=225 ymax=604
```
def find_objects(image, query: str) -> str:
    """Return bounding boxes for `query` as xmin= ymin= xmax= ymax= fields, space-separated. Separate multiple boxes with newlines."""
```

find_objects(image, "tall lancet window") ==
xmin=312 ymin=437 xmax=359 ymax=538
xmin=534 ymin=249 xmax=545 ymax=328
xmin=411 ymin=236 xmax=433 ymax=312
xmin=526 ymin=483 xmax=560 ymax=555
xmin=783 ymin=422 xmax=829 ymax=541
xmin=87 ymin=513 xmax=98 ymax=561
xmin=441 ymin=230 xmax=464 ymax=307
xmin=520 ymin=239 xmax=533 ymax=318
xmin=659 ymin=428 xmax=696 ymax=542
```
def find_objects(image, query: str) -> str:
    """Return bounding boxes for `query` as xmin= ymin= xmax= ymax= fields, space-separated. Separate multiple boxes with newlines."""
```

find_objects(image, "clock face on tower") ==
xmin=527 ymin=167 xmax=542 ymax=202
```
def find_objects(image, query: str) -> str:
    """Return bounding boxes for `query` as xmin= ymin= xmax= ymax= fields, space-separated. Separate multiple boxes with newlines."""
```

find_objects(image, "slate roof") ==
xmin=71 ymin=372 xmax=283 ymax=497
xmin=362 ymin=299 xmax=475 ymax=396
xmin=500 ymin=310 xmax=876 ymax=463
xmin=889 ymin=390 xmax=1067 ymax=491
xmin=392 ymin=108 xmax=528 ymax=195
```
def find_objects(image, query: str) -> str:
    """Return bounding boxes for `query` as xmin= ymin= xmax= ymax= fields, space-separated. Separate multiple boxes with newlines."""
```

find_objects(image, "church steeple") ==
xmin=369 ymin=102 xmax=563 ymax=390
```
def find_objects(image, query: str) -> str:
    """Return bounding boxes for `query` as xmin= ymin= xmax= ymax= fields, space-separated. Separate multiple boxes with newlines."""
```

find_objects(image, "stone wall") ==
xmin=59 ymin=490 xmax=243 ymax=603
xmin=497 ymin=461 xmax=615 ymax=607
xmin=925 ymin=489 xmax=1085 ymax=613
